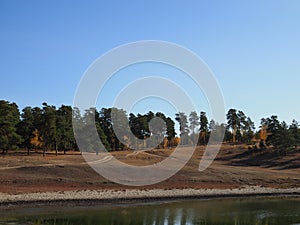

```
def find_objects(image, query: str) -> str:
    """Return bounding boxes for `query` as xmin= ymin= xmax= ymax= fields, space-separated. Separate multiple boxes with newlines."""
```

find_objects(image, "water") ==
xmin=1 ymin=197 xmax=300 ymax=225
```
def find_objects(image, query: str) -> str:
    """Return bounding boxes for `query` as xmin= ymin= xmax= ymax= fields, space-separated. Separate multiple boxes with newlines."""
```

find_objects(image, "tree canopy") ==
xmin=0 ymin=100 xmax=299 ymax=156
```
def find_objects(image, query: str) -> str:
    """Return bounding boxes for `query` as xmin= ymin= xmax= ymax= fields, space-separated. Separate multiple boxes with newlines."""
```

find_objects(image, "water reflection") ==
xmin=1 ymin=197 xmax=300 ymax=225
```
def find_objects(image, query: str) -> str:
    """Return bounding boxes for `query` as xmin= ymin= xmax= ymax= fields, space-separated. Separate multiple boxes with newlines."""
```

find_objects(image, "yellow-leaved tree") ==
xmin=162 ymin=137 xmax=169 ymax=149
xmin=30 ymin=129 xmax=43 ymax=150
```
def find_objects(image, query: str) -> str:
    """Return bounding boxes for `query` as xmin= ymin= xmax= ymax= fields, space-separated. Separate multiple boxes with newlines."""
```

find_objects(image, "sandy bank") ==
xmin=1 ymin=186 xmax=300 ymax=206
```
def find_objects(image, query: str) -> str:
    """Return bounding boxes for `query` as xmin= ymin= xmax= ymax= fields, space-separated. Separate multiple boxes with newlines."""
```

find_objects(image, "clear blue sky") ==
xmin=1 ymin=0 xmax=300 ymax=129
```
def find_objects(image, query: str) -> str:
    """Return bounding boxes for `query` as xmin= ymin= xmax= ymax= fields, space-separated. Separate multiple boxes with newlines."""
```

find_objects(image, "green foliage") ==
xmin=226 ymin=109 xmax=239 ymax=143
xmin=111 ymin=107 xmax=130 ymax=150
xmin=0 ymin=100 xmax=21 ymax=153
xmin=56 ymin=105 xmax=76 ymax=152
xmin=41 ymin=103 xmax=57 ymax=151
xmin=260 ymin=117 xmax=300 ymax=155
xmin=226 ymin=109 xmax=255 ymax=144
xmin=96 ymin=123 xmax=111 ymax=152
xmin=129 ymin=113 xmax=149 ymax=140
xmin=261 ymin=115 xmax=281 ymax=146
xmin=199 ymin=112 xmax=208 ymax=133
xmin=272 ymin=122 xmax=296 ymax=155
xmin=241 ymin=117 xmax=256 ymax=144
xmin=199 ymin=112 xmax=208 ymax=145
xmin=188 ymin=111 xmax=200 ymax=145
xmin=207 ymin=120 xmax=227 ymax=143
xmin=98 ymin=108 xmax=117 ymax=151
xmin=175 ymin=112 xmax=189 ymax=145
xmin=17 ymin=106 xmax=34 ymax=150
xmin=128 ymin=112 xmax=175 ymax=149
xmin=76 ymin=107 xmax=110 ymax=153
xmin=165 ymin=117 xmax=176 ymax=141
xmin=290 ymin=120 xmax=300 ymax=147
xmin=2 ymin=99 xmax=300 ymax=155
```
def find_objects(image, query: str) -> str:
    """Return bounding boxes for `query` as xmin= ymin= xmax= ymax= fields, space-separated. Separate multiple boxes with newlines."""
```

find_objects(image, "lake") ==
xmin=1 ymin=197 xmax=300 ymax=225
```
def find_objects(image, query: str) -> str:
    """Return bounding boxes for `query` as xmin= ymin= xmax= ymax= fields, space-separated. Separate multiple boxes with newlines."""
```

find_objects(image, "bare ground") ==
xmin=0 ymin=144 xmax=299 ymax=194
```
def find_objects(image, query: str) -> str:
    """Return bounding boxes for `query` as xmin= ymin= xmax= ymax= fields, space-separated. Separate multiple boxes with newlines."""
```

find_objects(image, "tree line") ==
xmin=0 ymin=100 xmax=299 ymax=155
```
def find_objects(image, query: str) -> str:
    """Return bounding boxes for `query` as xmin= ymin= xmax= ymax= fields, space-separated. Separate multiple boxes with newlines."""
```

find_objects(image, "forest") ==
xmin=0 ymin=100 xmax=299 ymax=155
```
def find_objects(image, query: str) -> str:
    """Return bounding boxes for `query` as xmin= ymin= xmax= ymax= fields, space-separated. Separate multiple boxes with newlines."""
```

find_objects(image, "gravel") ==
xmin=1 ymin=186 xmax=300 ymax=204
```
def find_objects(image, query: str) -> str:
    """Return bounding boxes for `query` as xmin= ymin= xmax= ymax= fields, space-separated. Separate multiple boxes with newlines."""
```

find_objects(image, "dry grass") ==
xmin=0 ymin=144 xmax=299 ymax=194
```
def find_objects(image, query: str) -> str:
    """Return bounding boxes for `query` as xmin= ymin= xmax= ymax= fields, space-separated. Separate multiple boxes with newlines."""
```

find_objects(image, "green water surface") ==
xmin=1 ymin=197 xmax=300 ymax=225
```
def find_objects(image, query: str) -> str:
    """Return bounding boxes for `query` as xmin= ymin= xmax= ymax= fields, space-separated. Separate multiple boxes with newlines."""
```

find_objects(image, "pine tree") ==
xmin=226 ymin=109 xmax=239 ymax=143
xmin=199 ymin=112 xmax=208 ymax=145
xmin=189 ymin=111 xmax=200 ymax=145
xmin=175 ymin=112 xmax=189 ymax=145
xmin=0 ymin=100 xmax=21 ymax=153
xmin=17 ymin=106 xmax=34 ymax=154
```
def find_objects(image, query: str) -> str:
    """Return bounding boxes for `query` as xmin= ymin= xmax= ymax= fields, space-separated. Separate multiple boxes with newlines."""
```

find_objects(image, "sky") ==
xmin=1 ymin=0 xmax=300 ymax=129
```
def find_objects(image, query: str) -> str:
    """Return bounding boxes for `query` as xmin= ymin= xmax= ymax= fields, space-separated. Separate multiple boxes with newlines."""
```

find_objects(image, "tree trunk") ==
xmin=64 ymin=143 xmax=67 ymax=155
xmin=233 ymin=126 xmax=237 ymax=143
xmin=193 ymin=131 xmax=195 ymax=145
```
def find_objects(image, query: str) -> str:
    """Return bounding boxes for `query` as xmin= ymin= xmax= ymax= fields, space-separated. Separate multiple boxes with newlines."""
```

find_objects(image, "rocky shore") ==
xmin=1 ymin=186 xmax=300 ymax=207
